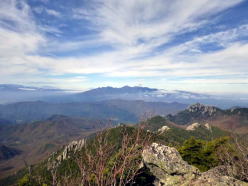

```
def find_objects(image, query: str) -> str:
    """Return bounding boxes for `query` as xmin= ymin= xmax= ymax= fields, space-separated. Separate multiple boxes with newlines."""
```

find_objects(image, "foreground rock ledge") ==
xmin=142 ymin=143 xmax=248 ymax=186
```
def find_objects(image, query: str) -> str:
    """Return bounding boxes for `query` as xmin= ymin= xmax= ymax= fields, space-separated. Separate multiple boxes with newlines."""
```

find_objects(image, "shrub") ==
xmin=179 ymin=136 xmax=229 ymax=171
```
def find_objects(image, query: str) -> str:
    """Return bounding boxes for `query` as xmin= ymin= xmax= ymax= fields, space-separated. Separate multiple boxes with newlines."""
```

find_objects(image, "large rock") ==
xmin=57 ymin=139 xmax=85 ymax=162
xmin=192 ymin=166 xmax=247 ymax=186
xmin=186 ymin=122 xmax=211 ymax=131
xmin=187 ymin=103 xmax=218 ymax=116
xmin=158 ymin=126 xmax=170 ymax=134
xmin=186 ymin=122 xmax=201 ymax=131
xmin=48 ymin=139 xmax=85 ymax=171
xmin=142 ymin=143 xmax=248 ymax=186
xmin=142 ymin=143 xmax=200 ymax=185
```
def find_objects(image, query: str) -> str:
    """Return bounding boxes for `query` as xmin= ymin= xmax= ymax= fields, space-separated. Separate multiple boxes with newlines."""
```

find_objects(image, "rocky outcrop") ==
xmin=158 ymin=126 xmax=170 ymax=134
xmin=142 ymin=143 xmax=200 ymax=185
xmin=48 ymin=139 xmax=85 ymax=171
xmin=204 ymin=123 xmax=211 ymax=130
xmin=186 ymin=122 xmax=211 ymax=131
xmin=187 ymin=103 xmax=218 ymax=117
xmin=192 ymin=166 xmax=247 ymax=186
xmin=57 ymin=139 xmax=85 ymax=162
xmin=142 ymin=143 xmax=248 ymax=186
xmin=166 ymin=103 xmax=223 ymax=125
xmin=186 ymin=123 xmax=201 ymax=131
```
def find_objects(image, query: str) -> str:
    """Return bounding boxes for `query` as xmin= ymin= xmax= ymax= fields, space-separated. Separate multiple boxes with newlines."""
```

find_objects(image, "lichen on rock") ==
xmin=141 ymin=143 xmax=248 ymax=186
xmin=142 ymin=143 xmax=200 ymax=185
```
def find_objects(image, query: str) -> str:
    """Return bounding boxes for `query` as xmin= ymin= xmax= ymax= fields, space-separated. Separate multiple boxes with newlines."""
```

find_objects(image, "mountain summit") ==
xmin=186 ymin=103 xmax=220 ymax=117
xmin=81 ymin=86 xmax=157 ymax=95
xmin=167 ymin=103 xmax=248 ymax=133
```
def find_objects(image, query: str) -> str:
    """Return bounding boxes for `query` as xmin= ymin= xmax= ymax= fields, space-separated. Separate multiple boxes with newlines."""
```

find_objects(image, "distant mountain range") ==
xmin=1 ymin=84 xmax=247 ymax=108
xmin=0 ymin=100 xmax=187 ymax=124
xmin=0 ymin=84 xmax=63 ymax=92
xmin=47 ymin=86 xmax=248 ymax=108
xmin=0 ymin=84 xmax=69 ymax=104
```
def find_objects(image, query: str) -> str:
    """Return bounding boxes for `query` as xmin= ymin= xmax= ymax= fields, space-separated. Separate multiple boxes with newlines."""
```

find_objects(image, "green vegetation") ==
xmin=17 ymin=173 xmax=40 ymax=186
xmin=143 ymin=115 xmax=228 ymax=146
xmin=1 ymin=115 xmax=247 ymax=185
xmin=178 ymin=136 xmax=229 ymax=171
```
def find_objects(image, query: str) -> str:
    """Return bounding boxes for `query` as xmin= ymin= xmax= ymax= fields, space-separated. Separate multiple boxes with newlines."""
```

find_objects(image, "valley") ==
xmin=0 ymin=86 xmax=247 ymax=185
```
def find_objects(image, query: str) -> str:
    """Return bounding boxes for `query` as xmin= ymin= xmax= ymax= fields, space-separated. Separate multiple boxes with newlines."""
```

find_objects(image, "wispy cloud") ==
xmin=0 ymin=0 xmax=247 ymax=93
xmin=73 ymin=0 xmax=243 ymax=47
xmin=45 ymin=8 xmax=61 ymax=17
xmin=33 ymin=6 xmax=61 ymax=17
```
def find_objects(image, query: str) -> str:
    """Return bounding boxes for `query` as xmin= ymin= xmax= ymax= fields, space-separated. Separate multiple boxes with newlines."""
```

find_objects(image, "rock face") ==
xmin=204 ymin=123 xmax=211 ymax=130
xmin=193 ymin=166 xmax=247 ymax=186
xmin=48 ymin=139 xmax=85 ymax=171
xmin=142 ymin=143 xmax=248 ymax=186
xmin=187 ymin=103 xmax=218 ymax=117
xmin=166 ymin=103 xmax=222 ymax=125
xmin=186 ymin=123 xmax=201 ymax=131
xmin=142 ymin=143 xmax=200 ymax=185
xmin=158 ymin=126 xmax=170 ymax=134
xmin=186 ymin=122 xmax=211 ymax=131
xmin=57 ymin=139 xmax=85 ymax=162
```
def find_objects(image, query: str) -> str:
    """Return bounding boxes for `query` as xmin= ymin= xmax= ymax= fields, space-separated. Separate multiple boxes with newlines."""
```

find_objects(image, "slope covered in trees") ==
xmin=1 ymin=116 xmax=247 ymax=185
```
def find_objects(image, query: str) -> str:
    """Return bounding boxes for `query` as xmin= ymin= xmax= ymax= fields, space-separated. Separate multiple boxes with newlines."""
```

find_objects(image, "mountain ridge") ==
xmin=0 ymin=100 xmax=187 ymax=124
xmin=1 ymin=84 xmax=248 ymax=108
xmin=0 ymin=115 xmax=113 ymax=178
xmin=167 ymin=103 xmax=248 ymax=133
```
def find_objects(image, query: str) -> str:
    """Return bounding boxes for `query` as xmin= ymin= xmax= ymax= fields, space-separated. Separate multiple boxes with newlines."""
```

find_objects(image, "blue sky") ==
xmin=0 ymin=0 xmax=248 ymax=93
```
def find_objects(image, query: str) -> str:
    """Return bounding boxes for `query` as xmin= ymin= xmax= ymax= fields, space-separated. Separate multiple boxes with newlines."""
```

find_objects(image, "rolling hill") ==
xmin=0 ymin=100 xmax=187 ymax=124
xmin=0 ymin=115 xmax=113 ymax=178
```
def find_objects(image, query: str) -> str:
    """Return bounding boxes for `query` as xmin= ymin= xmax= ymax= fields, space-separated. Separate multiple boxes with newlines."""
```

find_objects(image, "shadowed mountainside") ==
xmin=0 ymin=145 xmax=22 ymax=161
xmin=0 ymin=115 xmax=113 ymax=178
xmin=0 ymin=100 xmax=187 ymax=124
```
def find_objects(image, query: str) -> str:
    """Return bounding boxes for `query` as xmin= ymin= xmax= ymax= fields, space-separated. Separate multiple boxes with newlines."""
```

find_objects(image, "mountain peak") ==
xmin=81 ymin=86 xmax=158 ymax=96
xmin=187 ymin=103 xmax=219 ymax=116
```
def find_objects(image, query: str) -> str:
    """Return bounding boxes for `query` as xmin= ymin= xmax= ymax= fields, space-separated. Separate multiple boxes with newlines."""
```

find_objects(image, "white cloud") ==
xmin=0 ymin=0 xmax=45 ymax=60
xmin=0 ymin=0 xmax=36 ymax=32
xmin=45 ymin=8 xmax=61 ymax=17
xmin=0 ymin=0 xmax=247 ymax=93
xmin=73 ymin=0 xmax=243 ymax=48
xmin=33 ymin=6 xmax=61 ymax=17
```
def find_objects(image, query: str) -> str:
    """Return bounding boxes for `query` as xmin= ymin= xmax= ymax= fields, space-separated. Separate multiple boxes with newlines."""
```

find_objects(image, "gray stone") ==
xmin=142 ymin=143 xmax=248 ymax=186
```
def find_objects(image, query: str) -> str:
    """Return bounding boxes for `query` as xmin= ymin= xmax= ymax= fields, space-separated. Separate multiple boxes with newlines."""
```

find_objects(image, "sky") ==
xmin=0 ymin=0 xmax=248 ymax=93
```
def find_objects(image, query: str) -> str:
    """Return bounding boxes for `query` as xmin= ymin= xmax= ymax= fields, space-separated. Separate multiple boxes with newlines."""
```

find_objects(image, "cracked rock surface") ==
xmin=142 ymin=143 xmax=248 ymax=186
